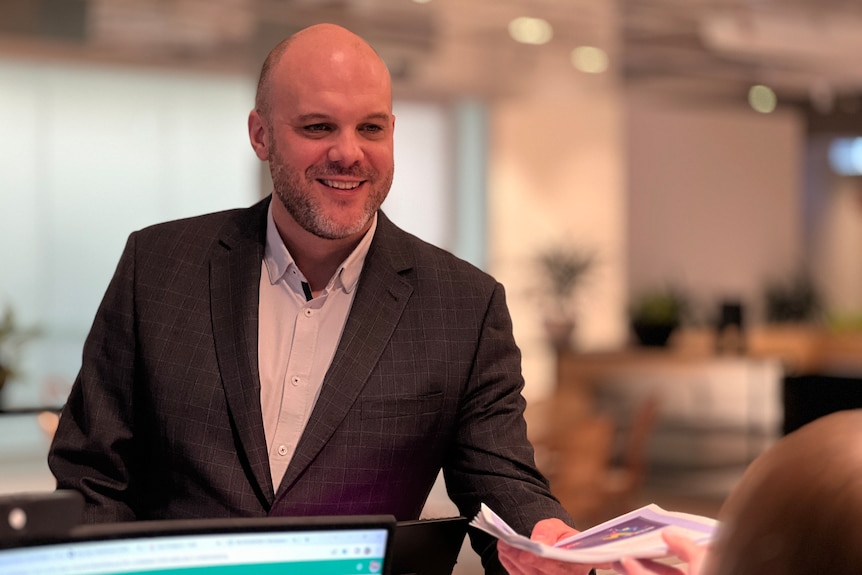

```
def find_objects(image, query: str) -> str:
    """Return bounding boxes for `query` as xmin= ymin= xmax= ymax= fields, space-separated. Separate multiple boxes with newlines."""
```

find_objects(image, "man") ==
xmin=48 ymin=23 xmax=594 ymax=575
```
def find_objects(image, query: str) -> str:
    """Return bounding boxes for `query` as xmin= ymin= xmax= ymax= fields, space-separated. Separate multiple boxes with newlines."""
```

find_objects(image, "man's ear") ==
xmin=248 ymin=109 xmax=270 ymax=161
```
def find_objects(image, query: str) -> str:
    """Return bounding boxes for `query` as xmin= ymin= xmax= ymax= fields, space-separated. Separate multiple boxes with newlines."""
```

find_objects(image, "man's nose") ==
xmin=327 ymin=131 xmax=363 ymax=165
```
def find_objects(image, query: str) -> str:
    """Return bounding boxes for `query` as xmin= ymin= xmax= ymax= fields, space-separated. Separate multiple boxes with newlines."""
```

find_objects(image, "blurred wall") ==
xmin=626 ymin=96 xmax=804 ymax=325
xmin=487 ymin=50 xmax=628 ymax=402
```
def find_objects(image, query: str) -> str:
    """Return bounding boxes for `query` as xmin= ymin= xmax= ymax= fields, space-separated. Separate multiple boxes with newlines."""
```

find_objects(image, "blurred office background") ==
xmin=2 ymin=1 xmax=862 ymax=571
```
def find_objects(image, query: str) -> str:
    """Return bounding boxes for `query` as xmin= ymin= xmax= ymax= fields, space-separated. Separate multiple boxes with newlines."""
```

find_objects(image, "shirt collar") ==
xmin=337 ymin=214 xmax=376 ymax=294
xmin=263 ymin=202 xmax=376 ymax=295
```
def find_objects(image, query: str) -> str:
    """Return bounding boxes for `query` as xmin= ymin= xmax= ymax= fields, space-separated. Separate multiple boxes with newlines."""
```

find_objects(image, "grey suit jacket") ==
xmin=49 ymin=197 xmax=572 ymax=572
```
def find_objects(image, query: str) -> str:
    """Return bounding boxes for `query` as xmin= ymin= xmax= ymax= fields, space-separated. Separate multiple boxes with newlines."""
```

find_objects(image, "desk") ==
xmin=743 ymin=327 xmax=862 ymax=434
xmin=556 ymin=326 xmax=862 ymax=463
xmin=743 ymin=326 xmax=862 ymax=376
xmin=557 ymin=347 xmax=781 ymax=421
xmin=555 ymin=346 xmax=783 ymax=471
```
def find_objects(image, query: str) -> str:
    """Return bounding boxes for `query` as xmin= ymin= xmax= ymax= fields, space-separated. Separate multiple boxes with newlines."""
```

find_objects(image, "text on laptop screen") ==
xmin=0 ymin=526 xmax=389 ymax=575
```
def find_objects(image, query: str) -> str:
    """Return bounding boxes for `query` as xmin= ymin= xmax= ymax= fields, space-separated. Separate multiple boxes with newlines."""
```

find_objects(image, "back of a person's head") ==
xmin=707 ymin=409 xmax=862 ymax=575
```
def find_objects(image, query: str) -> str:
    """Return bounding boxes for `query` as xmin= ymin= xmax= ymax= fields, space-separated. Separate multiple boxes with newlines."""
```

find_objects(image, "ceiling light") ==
xmin=748 ymin=85 xmax=777 ymax=113
xmin=412 ymin=0 xmax=432 ymax=3
xmin=570 ymin=46 xmax=608 ymax=74
xmin=508 ymin=17 xmax=553 ymax=45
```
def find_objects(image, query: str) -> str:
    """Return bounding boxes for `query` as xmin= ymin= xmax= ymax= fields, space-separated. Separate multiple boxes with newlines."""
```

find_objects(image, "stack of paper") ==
xmin=470 ymin=503 xmax=717 ymax=564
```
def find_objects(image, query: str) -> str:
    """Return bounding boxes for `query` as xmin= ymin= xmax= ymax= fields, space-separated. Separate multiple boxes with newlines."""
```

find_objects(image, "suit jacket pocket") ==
xmin=359 ymin=392 xmax=444 ymax=420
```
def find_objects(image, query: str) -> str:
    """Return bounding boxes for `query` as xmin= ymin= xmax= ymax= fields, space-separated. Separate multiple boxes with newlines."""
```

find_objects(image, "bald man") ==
xmin=612 ymin=409 xmax=862 ymax=575
xmin=49 ymin=23 xmax=588 ymax=575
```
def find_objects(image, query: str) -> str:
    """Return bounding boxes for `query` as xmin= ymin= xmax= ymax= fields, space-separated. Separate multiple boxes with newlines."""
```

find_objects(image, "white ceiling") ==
xmin=621 ymin=0 xmax=862 ymax=110
xmin=3 ymin=0 xmax=862 ymax=111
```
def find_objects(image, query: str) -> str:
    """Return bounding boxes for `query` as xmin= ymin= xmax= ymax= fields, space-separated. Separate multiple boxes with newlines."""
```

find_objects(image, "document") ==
xmin=470 ymin=503 xmax=717 ymax=564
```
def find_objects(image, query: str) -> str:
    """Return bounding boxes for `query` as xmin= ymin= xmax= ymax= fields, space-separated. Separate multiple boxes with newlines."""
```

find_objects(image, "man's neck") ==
xmin=289 ymin=238 xmax=357 ymax=296
xmin=271 ymin=204 xmax=368 ymax=295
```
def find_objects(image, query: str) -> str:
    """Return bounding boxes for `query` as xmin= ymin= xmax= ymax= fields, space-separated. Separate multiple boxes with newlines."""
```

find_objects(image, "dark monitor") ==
xmin=0 ymin=494 xmax=395 ymax=575
xmin=390 ymin=517 xmax=469 ymax=575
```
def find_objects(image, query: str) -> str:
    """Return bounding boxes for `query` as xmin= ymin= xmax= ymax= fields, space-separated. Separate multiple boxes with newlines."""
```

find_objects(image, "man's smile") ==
xmin=320 ymin=178 xmax=363 ymax=190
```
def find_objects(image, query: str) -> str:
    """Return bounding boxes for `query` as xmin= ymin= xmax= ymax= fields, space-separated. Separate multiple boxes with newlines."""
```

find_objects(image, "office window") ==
xmin=0 ymin=58 xmax=258 ymax=408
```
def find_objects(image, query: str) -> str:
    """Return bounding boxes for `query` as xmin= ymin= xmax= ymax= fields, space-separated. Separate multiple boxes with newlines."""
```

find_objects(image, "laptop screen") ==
xmin=0 ymin=515 xmax=394 ymax=575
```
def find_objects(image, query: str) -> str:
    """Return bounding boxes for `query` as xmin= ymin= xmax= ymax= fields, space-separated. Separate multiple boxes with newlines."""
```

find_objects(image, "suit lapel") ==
xmin=276 ymin=213 xmax=414 ymax=496
xmin=210 ymin=198 xmax=275 ymax=507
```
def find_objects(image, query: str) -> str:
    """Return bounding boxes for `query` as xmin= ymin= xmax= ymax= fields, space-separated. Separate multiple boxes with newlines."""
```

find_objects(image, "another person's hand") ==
xmin=497 ymin=518 xmax=605 ymax=575
xmin=616 ymin=530 xmax=708 ymax=575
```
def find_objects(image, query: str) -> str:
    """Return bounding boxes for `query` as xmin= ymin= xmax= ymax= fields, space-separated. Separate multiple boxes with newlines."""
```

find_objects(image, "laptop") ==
xmin=391 ymin=517 xmax=469 ymax=575
xmin=0 ymin=490 xmax=84 ymax=543
xmin=0 ymin=493 xmax=395 ymax=575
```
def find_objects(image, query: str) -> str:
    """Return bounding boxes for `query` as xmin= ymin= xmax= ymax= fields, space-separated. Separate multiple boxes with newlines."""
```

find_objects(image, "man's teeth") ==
xmin=322 ymin=179 xmax=361 ymax=190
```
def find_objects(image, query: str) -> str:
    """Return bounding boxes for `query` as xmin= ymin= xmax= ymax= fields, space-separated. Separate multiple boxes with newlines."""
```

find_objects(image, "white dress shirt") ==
xmin=258 ymin=204 xmax=377 ymax=491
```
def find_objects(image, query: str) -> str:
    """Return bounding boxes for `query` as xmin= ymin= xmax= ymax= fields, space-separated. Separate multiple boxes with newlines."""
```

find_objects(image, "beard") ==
xmin=270 ymin=151 xmax=393 ymax=241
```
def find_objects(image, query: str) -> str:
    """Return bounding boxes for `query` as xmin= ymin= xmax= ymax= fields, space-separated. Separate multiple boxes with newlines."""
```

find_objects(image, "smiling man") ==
xmin=49 ymin=23 xmax=591 ymax=575
xmin=248 ymin=24 xmax=395 ymax=293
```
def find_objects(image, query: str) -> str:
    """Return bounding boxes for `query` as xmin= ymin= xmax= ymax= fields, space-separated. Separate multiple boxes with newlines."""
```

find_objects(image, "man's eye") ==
xmin=304 ymin=124 xmax=332 ymax=133
xmin=360 ymin=124 xmax=384 ymax=135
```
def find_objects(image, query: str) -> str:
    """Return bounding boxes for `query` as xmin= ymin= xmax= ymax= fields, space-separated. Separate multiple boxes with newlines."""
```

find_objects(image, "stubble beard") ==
xmin=270 ymin=155 xmax=392 ymax=241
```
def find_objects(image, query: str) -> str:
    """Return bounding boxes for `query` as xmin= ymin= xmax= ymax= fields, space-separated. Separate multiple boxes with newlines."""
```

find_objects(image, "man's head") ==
xmin=248 ymin=23 xmax=395 ymax=242
xmin=706 ymin=409 xmax=862 ymax=575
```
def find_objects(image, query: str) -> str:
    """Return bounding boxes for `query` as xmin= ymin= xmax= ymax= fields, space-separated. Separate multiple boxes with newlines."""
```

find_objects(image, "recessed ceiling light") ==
xmin=508 ymin=17 xmax=553 ymax=45
xmin=749 ymin=84 xmax=777 ymax=113
xmin=570 ymin=46 xmax=608 ymax=74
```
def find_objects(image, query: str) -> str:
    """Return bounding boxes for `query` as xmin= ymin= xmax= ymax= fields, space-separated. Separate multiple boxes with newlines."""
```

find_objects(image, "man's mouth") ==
xmin=320 ymin=179 xmax=363 ymax=190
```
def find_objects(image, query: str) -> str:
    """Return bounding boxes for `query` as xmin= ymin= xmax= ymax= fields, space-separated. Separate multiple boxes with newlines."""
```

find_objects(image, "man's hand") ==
xmin=496 ymin=518 xmax=602 ymax=575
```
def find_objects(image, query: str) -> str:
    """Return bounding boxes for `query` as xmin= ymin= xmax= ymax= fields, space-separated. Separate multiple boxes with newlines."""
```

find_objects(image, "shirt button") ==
xmin=291 ymin=376 xmax=301 ymax=386
xmin=304 ymin=309 xmax=313 ymax=317
xmin=277 ymin=445 xmax=288 ymax=456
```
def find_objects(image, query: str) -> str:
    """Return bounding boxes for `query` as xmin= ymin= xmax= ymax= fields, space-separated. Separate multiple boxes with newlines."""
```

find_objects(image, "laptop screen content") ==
xmin=0 ymin=516 xmax=394 ymax=575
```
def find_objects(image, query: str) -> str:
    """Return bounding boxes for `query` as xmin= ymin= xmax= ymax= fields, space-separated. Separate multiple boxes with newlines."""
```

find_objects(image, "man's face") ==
xmin=264 ymin=55 xmax=395 ymax=241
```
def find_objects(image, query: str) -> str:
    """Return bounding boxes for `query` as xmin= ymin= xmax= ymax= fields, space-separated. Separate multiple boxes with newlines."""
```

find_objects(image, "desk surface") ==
xmin=559 ymin=326 xmax=862 ymax=377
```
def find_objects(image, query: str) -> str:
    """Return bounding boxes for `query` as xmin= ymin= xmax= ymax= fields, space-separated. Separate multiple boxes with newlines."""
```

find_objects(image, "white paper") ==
xmin=470 ymin=503 xmax=717 ymax=564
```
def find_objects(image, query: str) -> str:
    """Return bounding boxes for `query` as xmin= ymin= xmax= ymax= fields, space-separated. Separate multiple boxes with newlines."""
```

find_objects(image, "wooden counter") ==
xmin=555 ymin=326 xmax=862 ymax=436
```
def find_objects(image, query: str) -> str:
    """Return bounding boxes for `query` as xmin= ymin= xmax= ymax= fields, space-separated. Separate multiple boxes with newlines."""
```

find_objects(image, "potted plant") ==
xmin=533 ymin=244 xmax=596 ymax=350
xmin=628 ymin=288 xmax=688 ymax=347
xmin=763 ymin=271 xmax=821 ymax=324
xmin=0 ymin=305 xmax=40 ymax=396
